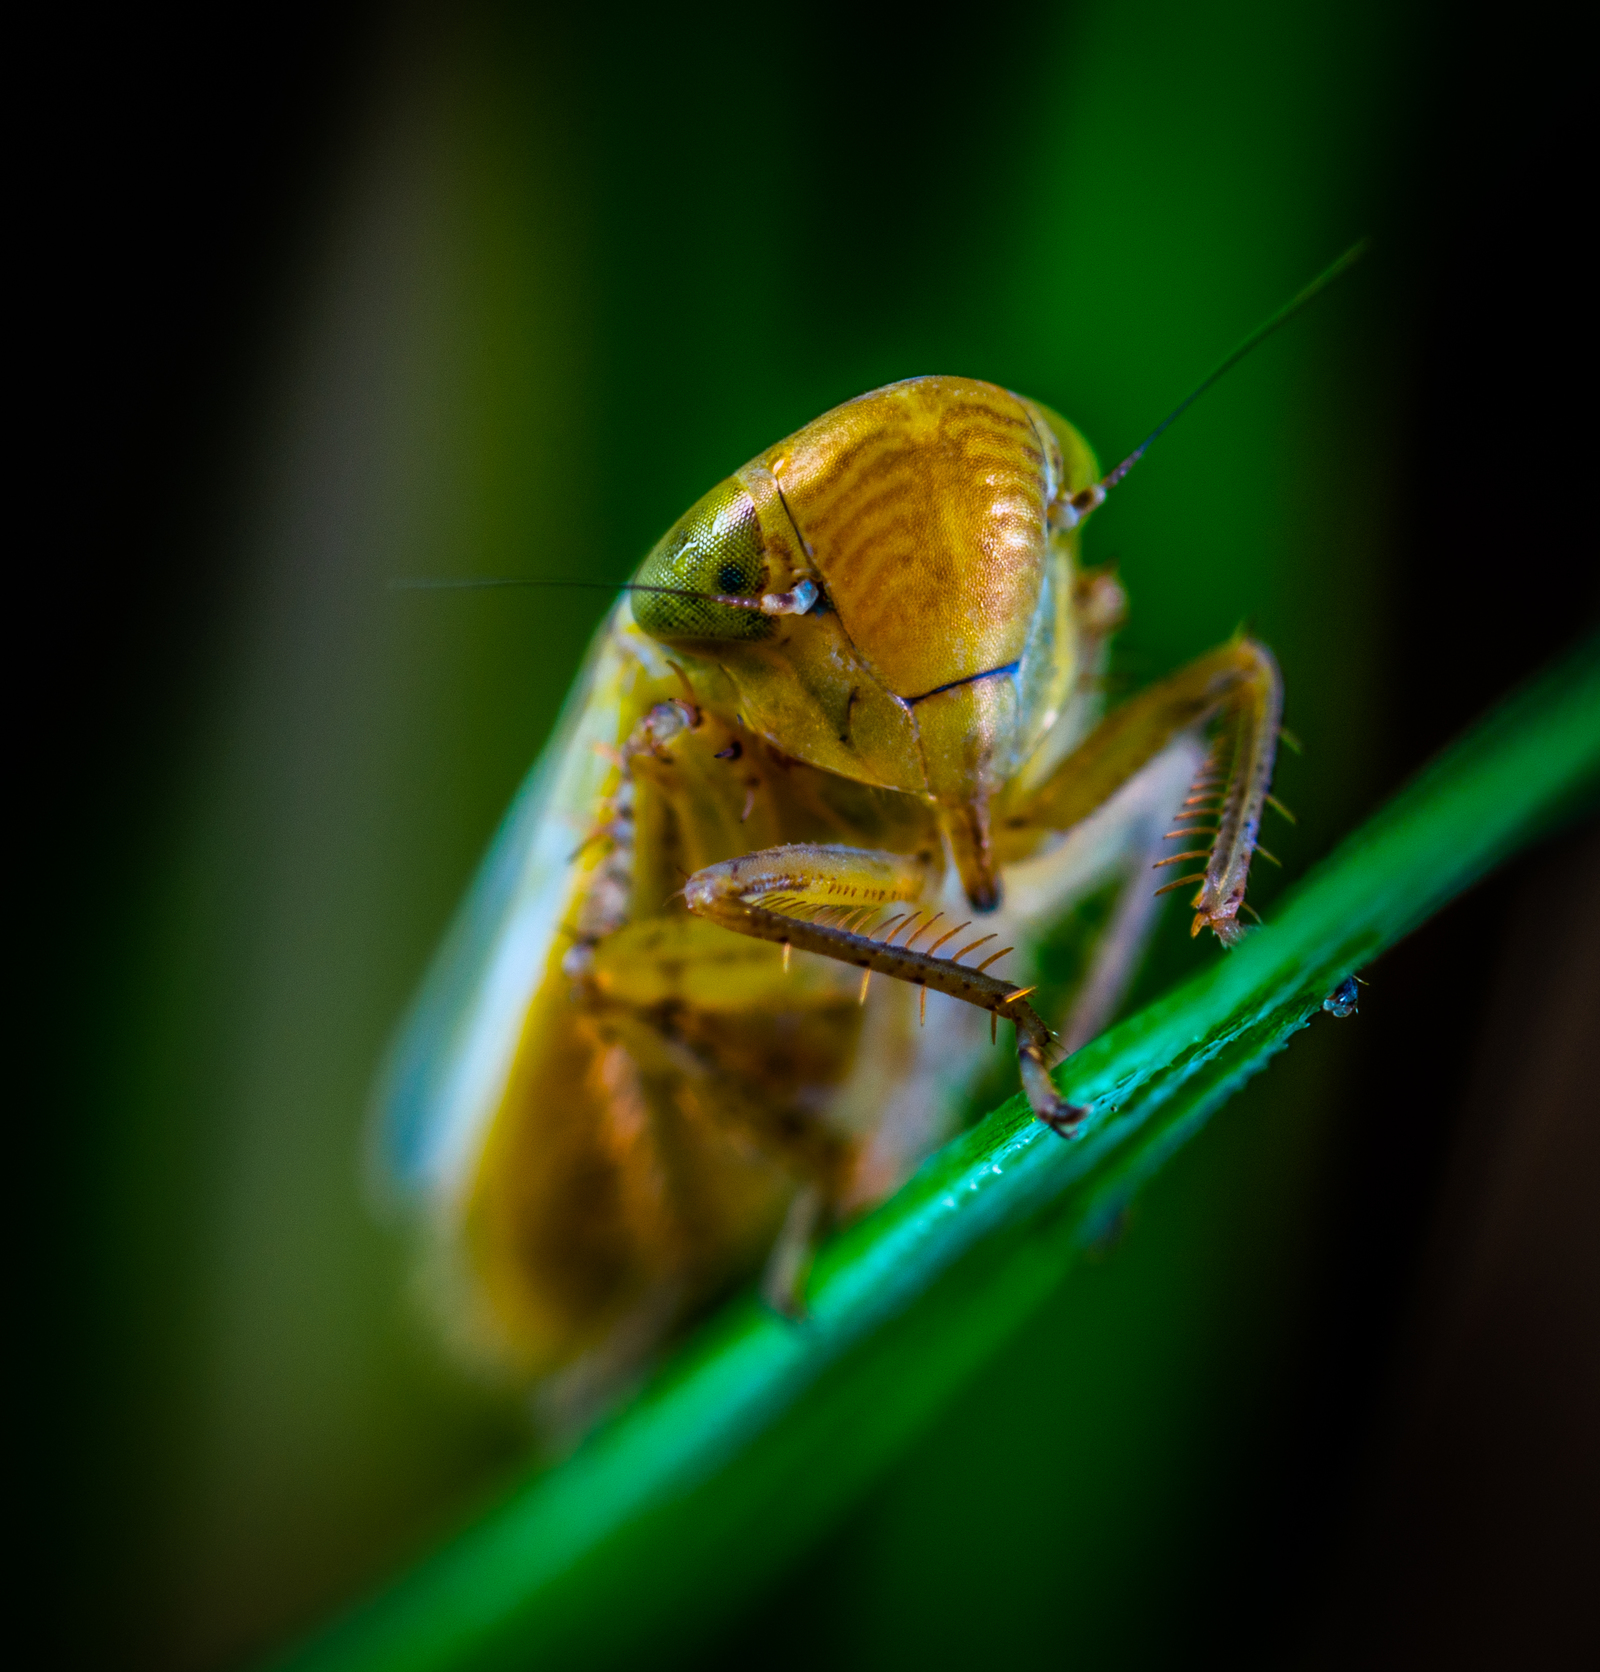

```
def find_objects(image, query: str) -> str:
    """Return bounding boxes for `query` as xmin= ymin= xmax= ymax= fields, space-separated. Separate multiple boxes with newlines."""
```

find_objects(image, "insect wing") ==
xmin=370 ymin=612 xmax=628 ymax=1210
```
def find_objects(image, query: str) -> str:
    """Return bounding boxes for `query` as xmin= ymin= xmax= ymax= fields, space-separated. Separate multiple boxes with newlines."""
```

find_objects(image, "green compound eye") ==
xmin=633 ymin=478 xmax=774 ymax=642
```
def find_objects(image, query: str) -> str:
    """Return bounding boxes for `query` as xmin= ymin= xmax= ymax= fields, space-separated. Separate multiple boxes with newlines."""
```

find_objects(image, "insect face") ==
xmin=632 ymin=377 xmax=1105 ymax=909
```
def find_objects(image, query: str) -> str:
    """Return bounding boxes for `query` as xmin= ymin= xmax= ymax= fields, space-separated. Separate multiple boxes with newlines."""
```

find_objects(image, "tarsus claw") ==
xmin=1040 ymin=1101 xmax=1088 ymax=1138
xmin=1019 ymin=1039 xmax=1085 ymax=1135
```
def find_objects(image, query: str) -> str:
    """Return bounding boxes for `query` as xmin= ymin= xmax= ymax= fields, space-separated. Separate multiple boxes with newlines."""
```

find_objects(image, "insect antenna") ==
xmin=389 ymin=573 xmax=827 ymax=620
xmin=386 ymin=576 xmax=774 ymax=612
xmin=1063 ymin=239 xmax=1368 ymax=516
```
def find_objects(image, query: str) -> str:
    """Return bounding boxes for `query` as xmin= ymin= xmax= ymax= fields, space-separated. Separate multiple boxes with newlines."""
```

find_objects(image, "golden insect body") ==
xmin=377 ymin=375 xmax=1282 ymax=1395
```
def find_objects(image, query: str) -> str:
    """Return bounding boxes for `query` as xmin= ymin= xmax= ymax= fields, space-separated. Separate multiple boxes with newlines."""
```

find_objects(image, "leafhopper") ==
xmin=377 ymin=252 xmax=1357 ymax=1405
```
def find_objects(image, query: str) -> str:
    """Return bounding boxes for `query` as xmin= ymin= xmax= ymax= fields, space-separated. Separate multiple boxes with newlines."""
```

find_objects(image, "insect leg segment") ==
xmin=683 ymin=844 xmax=1084 ymax=1132
xmin=567 ymin=697 xmax=701 ymax=949
xmin=998 ymin=638 xmax=1283 ymax=945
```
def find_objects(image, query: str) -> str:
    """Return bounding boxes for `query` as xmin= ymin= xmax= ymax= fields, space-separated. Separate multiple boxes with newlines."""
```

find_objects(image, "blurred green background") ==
xmin=44 ymin=1 xmax=1590 ymax=1668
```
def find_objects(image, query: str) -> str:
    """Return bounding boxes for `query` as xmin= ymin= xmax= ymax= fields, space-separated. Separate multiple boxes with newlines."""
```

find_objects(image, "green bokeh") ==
xmin=97 ymin=3 xmax=1428 ymax=1665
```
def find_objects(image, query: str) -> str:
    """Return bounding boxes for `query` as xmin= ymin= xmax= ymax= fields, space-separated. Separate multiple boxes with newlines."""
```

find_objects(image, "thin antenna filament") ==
xmin=1098 ymin=238 xmax=1369 ymax=494
xmin=387 ymin=574 xmax=819 ymax=617
xmin=387 ymin=576 xmax=769 ymax=611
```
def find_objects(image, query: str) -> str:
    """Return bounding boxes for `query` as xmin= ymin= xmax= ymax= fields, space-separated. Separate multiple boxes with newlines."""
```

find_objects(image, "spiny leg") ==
xmin=1000 ymin=636 xmax=1284 ymax=945
xmin=683 ymin=843 xmax=1084 ymax=1132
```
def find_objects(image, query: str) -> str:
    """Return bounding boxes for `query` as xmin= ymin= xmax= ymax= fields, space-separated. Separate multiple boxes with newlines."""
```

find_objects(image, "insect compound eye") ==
xmin=633 ymin=478 xmax=775 ymax=642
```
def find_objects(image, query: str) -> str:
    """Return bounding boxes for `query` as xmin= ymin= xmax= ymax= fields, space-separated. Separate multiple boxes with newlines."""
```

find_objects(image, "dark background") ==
xmin=26 ymin=2 xmax=1595 ymax=1667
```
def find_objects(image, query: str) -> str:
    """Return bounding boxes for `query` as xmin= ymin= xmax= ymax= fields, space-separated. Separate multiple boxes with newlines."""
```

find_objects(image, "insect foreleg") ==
xmin=999 ymin=638 xmax=1283 ymax=944
xmin=683 ymin=845 xmax=1083 ymax=1131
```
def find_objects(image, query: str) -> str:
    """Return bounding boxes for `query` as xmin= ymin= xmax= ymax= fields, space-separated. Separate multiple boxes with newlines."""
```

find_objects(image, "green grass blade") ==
xmin=279 ymin=638 xmax=1600 ymax=1672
